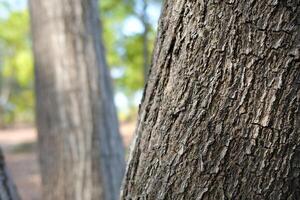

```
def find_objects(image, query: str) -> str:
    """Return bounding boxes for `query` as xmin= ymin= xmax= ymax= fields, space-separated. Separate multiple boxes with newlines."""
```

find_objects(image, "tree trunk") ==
xmin=121 ymin=0 xmax=300 ymax=199
xmin=141 ymin=0 xmax=150 ymax=83
xmin=0 ymin=148 xmax=20 ymax=200
xmin=29 ymin=0 xmax=125 ymax=199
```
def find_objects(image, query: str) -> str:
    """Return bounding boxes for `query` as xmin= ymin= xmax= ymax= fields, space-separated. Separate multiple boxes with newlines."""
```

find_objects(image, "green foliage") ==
xmin=0 ymin=9 xmax=34 ymax=126
xmin=0 ymin=0 xmax=162 ymax=126
xmin=101 ymin=0 xmax=159 ymax=97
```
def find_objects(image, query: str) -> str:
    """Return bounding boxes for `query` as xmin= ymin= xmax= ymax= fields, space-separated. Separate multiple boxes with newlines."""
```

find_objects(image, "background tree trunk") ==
xmin=29 ymin=0 xmax=125 ymax=199
xmin=122 ymin=0 xmax=300 ymax=199
xmin=141 ymin=0 xmax=150 ymax=83
xmin=0 ymin=148 xmax=20 ymax=200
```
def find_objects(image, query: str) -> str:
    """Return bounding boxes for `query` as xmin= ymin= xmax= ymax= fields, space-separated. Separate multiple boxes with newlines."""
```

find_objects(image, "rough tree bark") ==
xmin=122 ymin=0 xmax=300 ymax=199
xmin=0 ymin=148 xmax=20 ymax=200
xmin=29 ymin=0 xmax=125 ymax=199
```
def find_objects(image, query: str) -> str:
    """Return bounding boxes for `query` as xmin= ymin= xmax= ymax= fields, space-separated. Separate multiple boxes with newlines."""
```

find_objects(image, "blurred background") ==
xmin=0 ymin=0 xmax=161 ymax=199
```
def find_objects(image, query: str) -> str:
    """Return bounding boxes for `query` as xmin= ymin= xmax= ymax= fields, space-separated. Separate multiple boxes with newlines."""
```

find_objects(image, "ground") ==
xmin=0 ymin=122 xmax=135 ymax=200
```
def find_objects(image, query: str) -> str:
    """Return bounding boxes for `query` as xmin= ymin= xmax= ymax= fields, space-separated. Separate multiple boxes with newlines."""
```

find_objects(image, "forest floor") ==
xmin=0 ymin=122 xmax=136 ymax=200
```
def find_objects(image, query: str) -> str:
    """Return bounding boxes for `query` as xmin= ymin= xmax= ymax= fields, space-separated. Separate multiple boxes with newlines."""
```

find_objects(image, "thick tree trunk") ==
xmin=29 ymin=0 xmax=125 ymax=199
xmin=0 ymin=148 xmax=20 ymax=200
xmin=122 ymin=0 xmax=300 ymax=199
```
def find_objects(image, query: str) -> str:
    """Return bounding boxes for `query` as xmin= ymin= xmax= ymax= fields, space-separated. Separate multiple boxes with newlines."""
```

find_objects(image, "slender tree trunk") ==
xmin=0 ymin=148 xmax=20 ymax=200
xmin=122 ymin=0 xmax=300 ymax=199
xmin=141 ymin=0 xmax=150 ymax=82
xmin=29 ymin=0 xmax=125 ymax=199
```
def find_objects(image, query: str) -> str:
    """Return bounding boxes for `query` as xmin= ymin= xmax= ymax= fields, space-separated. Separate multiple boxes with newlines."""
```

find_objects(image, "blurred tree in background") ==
xmin=0 ymin=0 xmax=161 ymax=127
xmin=100 ymin=0 xmax=161 ymax=120
xmin=0 ymin=2 xmax=33 ymax=127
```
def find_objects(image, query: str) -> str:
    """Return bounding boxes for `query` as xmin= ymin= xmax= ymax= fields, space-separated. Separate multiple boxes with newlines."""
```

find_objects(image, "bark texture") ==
xmin=29 ymin=0 xmax=125 ymax=199
xmin=122 ymin=0 xmax=300 ymax=199
xmin=0 ymin=148 xmax=20 ymax=200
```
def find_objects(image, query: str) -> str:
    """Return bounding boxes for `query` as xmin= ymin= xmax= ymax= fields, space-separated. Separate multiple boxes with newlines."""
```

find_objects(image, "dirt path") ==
xmin=0 ymin=123 xmax=135 ymax=200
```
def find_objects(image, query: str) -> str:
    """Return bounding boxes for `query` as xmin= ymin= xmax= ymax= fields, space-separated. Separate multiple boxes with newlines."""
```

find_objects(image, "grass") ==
xmin=12 ymin=141 xmax=36 ymax=154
